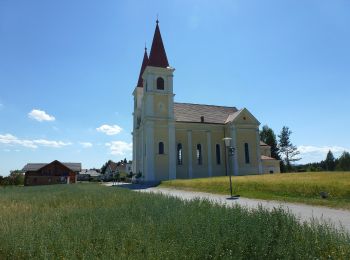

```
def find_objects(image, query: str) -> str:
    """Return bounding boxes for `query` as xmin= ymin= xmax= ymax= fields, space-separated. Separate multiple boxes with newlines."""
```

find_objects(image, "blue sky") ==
xmin=1 ymin=0 xmax=350 ymax=175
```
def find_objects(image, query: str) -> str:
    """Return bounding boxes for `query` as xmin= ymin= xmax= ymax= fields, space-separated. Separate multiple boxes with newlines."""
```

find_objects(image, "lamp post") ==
xmin=223 ymin=137 xmax=239 ymax=199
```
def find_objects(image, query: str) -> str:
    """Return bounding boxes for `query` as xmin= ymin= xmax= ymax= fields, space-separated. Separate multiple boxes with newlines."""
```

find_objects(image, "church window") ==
xmin=245 ymin=143 xmax=250 ymax=164
xmin=157 ymin=77 xmax=164 ymax=90
xmin=177 ymin=143 xmax=183 ymax=165
xmin=196 ymin=144 xmax=202 ymax=165
xmin=159 ymin=142 xmax=164 ymax=154
xmin=216 ymin=144 xmax=221 ymax=165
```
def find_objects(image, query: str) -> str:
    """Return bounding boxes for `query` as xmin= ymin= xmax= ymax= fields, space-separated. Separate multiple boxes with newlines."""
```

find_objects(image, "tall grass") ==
xmin=0 ymin=184 xmax=349 ymax=259
xmin=161 ymin=172 xmax=350 ymax=209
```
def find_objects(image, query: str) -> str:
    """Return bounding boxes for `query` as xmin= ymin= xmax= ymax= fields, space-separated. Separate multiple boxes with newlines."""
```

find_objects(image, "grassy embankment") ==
xmin=161 ymin=172 xmax=350 ymax=209
xmin=0 ymin=184 xmax=349 ymax=259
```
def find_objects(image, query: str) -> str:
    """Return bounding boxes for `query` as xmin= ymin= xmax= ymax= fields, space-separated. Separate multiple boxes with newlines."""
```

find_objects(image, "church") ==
xmin=132 ymin=21 xmax=280 ymax=181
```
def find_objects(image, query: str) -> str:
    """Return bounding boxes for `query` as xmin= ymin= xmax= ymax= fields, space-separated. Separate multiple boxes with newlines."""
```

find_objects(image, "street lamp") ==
xmin=223 ymin=137 xmax=240 ymax=200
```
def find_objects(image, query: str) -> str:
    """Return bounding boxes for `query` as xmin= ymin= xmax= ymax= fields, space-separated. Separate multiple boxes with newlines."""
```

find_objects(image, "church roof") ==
xmin=136 ymin=48 xmax=149 ymax=88
xmin=148 ymin=20 xmax=169 ymax=68
xmin=174 ymin=103 xmax=238 ymax=124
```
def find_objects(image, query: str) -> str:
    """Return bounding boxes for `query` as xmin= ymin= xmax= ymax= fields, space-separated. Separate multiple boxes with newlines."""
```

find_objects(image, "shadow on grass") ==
xmin=110 ymin=181 xmax=160 ymax=190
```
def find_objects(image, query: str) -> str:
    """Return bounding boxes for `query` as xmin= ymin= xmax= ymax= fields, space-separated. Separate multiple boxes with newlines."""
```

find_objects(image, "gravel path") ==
xmin=137 ymin=187 xmax=350 ymax=233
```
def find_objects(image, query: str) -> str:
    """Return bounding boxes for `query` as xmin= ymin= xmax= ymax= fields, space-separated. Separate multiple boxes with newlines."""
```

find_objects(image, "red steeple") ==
xmin=148 ymin=20 xmax=169 ymax=68
xmin=136 ymin=47 xmax=149 ymax=88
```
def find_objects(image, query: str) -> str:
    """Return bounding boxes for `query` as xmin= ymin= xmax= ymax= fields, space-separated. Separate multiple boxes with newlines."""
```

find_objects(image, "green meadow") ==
xmin=0 ymin=184 xmax=349 ymax=259
xmin=161 ymin=172 xmax=350 ymax=209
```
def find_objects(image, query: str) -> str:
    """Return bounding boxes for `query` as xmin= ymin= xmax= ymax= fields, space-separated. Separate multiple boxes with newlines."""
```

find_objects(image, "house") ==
xmin=78 ymin=169 xmax=101 ymax=181
xmin=23 ymin=160 xmax=81 ymax=186
xmin=132 ymin=20 xmax=280 ymax=181
xmin=104 ymin=161 xmax=132 ymax=181
xmin=125 ymin=162 xmax=132 ymax=174
xmin=104 ymin=161 xmax=118 ymax=181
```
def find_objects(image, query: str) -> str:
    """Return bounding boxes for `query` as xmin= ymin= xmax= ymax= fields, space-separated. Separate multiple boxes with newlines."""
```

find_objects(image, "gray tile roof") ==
xmin=22 ymin=163 xmax=47 ymax=171
xmin=174 ymin=103 xmax=238 ymax=124
xmin=23 ymin=162 xmax=81 ymax=172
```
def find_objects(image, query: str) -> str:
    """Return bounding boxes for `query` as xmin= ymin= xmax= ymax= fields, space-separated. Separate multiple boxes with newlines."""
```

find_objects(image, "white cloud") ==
xmin=0 ymin=133 xmax=71 ymax=149
xmin=105 ymin=141 xmax=132 ymax=155
xmin=80 ymin=142 xmax=93 ymax=148
xmin=33 ymin=139 xmax=72 ymax=148
xmin=297 ymin=145 xmax=349 ymax=164
xmin=298 ymin=145 xmax=347 ymax=154
xmin=28 ymin=109 xmax=55 ymax=122
xmin=96 ymin=124 xmax=122 ymax=135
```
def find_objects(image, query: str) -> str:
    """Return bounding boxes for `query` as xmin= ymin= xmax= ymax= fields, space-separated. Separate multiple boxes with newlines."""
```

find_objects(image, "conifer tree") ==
xmin=278 ymin=126 xmax=301 ymax=172
xmin=336 ymin=151 xmax=350 ymax=171
xmin=324 ymin=150 xmax=335 ymax=171
xmin=260 ymin=125 xmax=280 ymax=160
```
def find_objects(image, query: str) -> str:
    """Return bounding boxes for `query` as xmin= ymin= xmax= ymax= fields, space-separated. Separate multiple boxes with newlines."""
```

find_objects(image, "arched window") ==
xmin=157 ymin=77 xmax=164 ymax=90
xmin=245 ymin=143 xmax=250 ymax=164
xmin=216 ymin=144 xmax=221 ymax=165
xmin=177 ymin=143 xmax=183 ymax=165
xmin=159 ymin=142 xmax=164 ymax=154
xmin=196 ymin=144 xmax=202 ymax=165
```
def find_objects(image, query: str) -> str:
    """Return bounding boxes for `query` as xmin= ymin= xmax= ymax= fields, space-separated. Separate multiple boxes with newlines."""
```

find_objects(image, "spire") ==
xmin=148 ymin=20 xmax=169 ymax=68
xmin=136 ymin=47 xmax=149 ymax=88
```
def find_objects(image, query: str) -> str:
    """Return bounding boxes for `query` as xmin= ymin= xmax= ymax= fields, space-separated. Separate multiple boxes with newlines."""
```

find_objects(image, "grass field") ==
xmin=160 ymin=172 xmax=350 ymax=209
xmin=0 ymin=184 xmax=349 ymax=259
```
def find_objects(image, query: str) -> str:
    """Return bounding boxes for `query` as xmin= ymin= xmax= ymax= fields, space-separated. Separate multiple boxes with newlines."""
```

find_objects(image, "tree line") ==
xmin=260 ymin=125 xmax=350 ymax=172
xmin=295 ymin=150 xmax=350 ymax=172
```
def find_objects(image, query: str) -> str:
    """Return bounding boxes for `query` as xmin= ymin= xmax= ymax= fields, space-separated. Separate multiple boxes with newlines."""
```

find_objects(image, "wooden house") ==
xmin=23 ymin=160 xmax=81 ymax=186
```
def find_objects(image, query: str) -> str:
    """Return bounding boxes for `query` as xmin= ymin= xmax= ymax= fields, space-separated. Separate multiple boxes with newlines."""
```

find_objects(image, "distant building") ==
xmin=103 ymin=161 xmax=133 ymax=181
xmin=78 ymin=169 xmax=101 ymax=181
xmin=23 ymin=160 xmax=81 ymax=186
xmin=125 ymin=162 xmax=132 ymax=174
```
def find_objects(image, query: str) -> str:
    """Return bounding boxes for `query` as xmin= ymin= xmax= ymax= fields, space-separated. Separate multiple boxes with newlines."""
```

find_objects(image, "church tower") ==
xmin=132 ymin=20 xmax=176 ymax=181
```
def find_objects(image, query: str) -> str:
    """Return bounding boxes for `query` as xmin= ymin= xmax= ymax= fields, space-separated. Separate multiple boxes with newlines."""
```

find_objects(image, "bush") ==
xmin=0 ymin=172 xmax=24 ymax=186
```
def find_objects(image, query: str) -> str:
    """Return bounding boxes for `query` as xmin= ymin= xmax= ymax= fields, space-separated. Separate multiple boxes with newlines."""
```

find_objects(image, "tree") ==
xmin=324 ymin=150 xmax=336 ymax=171
xmin=278 ymin=126 xmax=301 ymax=172
xmin=336 ymin=151 xmax=350 ymax=171
xmin=101 ymin=160 xmax=113 ymax=175
xmin=260 ymin=125 xmax=280 ymax=160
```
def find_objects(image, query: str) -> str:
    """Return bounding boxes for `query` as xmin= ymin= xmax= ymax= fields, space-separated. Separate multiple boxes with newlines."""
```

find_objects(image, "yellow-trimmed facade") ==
xmin=132 ymin=22 xmax=280 ymax=181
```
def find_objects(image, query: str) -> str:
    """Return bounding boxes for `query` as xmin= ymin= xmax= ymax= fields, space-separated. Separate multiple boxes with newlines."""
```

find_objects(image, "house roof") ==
xmin=261 ymin=155 xmax=278 ymax=160
xmin=174 ymin=102 xmax=238 ymax=124
xmin=23 ymin=162 xmax=81 ymax=172
xmin=260 ymin=141 xmax=270 ymax=146
xmin=107 ymin=161 xmax=118 ymax=171
xmin=136 ymin=47 xmax=149 ymax=88
xmin=148 ymin=20 xmax=169 ymax=68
